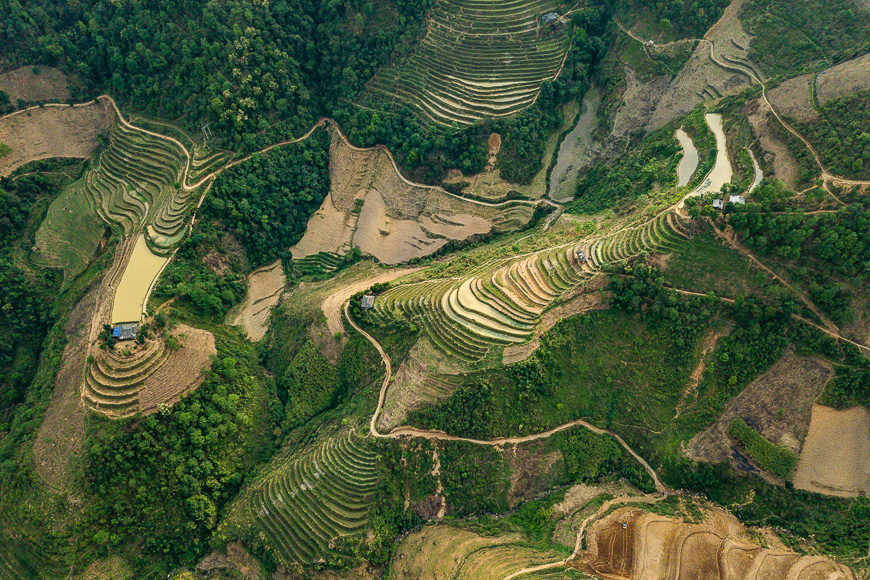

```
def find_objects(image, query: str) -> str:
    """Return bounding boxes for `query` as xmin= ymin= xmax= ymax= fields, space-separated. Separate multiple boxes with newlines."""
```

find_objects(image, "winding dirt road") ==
xmin=343 ymin=302 xmax=670 ymax=493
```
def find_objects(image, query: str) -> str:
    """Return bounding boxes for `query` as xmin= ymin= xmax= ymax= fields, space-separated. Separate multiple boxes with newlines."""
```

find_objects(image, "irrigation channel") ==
xmin=343 ymin=302 xmax=670 ymax=494
xmin=674 ymin=128 xmax=699 ymax=187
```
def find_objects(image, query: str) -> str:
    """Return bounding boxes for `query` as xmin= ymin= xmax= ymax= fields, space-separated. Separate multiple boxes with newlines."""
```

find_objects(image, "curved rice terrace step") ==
xmin=114 ymin=124 xmax=186 ymax=164
xmin=295 ymin=458 xmax=373 ymax=518
xmin=456 ymin=279 xmax=535 ymax=331
xmin=99 ymin=339 xmax=168 ymax=373
xmin=290 ymin=460 xmax=372 ymax=528
xmin=367 ymin=82 xmax=483 ymax=125
xmin=273 ymin=473 xmax=351 ymax=545
xmin=557 ymin=247 xmax=589 ymax=282
xmin=420 ymin=39 xmax=566 ymax=65
xmin=411 ymin=298 xmax=487 ymax=361
xmin=513 ymin=259 xmax=555 ymax=304
xmin=107 ymin=189 xmax=148 ymax=232
xmin=418 ymin=303 xmax=489 ymax=361
xmin=522 ymin=257 xmax=560 ymax=299
xmin=665 ymin=212 xmax=691 ymax=238
xmin=101 ymin=143 xmax=178 ymax=186
xmin=254 ymin=477 xmax=322 ymax=560
xmin=263 ymin=475 xmax=329 ymax=554
xmin=86 ymin=364 xmax=148 ymax=394
xmin=146 ymin=226 xmax=187 ymax=252
xmin=109 ymin=136 xmax=183 ymax=177
xmin=250 ymin=491 xmax=310 ymax=564
xmin=491 ymin=268 xmax=544 ymax=316
xmin=87 ymin=175 xmax=132 ymax=232
xmin=438 ymin=289 xmax=523 ymax=345
xmin=444 ymin=288 xmax=529 ymax=342
xmin=506 ymin=262 xmax=551 ymax=307
xmin=471 ymin=278 xmax=538 ymax=325
xmin=538 ymin=256 xmax=574 ymax=293
xmin=83 ymin=384 xmax=140 ymax=410
xmin=82 ymin=387 xmax=139 ymax=413
xmin=325 ymin=437 xmax=378 ymax=487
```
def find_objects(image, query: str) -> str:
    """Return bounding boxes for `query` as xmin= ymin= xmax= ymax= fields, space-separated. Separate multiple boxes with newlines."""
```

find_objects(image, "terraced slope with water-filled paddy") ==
xmin=370 ymin=212 xmax=692 ymax=363
xmin=363 ymin=0 xmax=570 ymax=125
xmin=34 ymin=121 xmax=192 ymax=279
xmin=242 ymin=431 xmax=378 ymax=566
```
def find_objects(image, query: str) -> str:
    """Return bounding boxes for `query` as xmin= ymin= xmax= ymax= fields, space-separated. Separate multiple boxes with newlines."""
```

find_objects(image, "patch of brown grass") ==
xmin=0 ymin=100 xmax=114 ymax=177
xmin=0 ymin=66 xmax=70 ymax=104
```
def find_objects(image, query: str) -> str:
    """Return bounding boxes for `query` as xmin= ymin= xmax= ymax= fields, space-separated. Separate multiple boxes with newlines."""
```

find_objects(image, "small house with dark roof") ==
xmin=361 ymin=295 xmax=375 ymax=309
xmin=112 ymin=323 xmax=138 ymax=341
xmin=542 ymin=12 xmax=560 ymax=24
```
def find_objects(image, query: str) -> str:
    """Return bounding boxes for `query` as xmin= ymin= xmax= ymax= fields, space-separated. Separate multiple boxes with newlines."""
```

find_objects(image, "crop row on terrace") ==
xmin=249 ymin=431 xmax=378 ymax=565
xmin=363 ymin=0 xmax=570 ymax=125
xmin=371 ymin=212 xmax=691 ymax=362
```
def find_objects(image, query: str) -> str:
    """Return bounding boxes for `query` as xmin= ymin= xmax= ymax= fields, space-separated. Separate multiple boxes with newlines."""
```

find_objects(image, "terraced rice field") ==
xmin=34 ymin=118 xmax=191 ymax=280
xmin=364 ymin=0 xmax=570 ymax=125
xmin=82 ymin=324 xmax=215 ymax=418
xmin=294 ymin=251 xmax=345 ymax=277
xmin=370 ymin=212 xmax=691 ymax=362
xmin=249 ymin=431 xmax=378 ymax=565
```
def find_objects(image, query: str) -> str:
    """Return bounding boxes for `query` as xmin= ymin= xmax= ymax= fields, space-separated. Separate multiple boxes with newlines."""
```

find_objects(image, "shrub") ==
xmin=728 ymin=418 xmax=798 ymax=479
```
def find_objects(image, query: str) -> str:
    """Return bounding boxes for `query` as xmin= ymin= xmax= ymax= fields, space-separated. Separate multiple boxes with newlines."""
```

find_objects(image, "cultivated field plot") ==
xmin=370 ymin=211 xmax=691 ymax=363
xmin=241 ymin=430 xmax=378 ymax=566
xmin=793 ymin=405 xmax=870 ymax=498
xmin=363 ymin=0 xmax=570 ymax=125
xmin=230 ymin=260 xmax=286 ymax=341
xmin=82 ymin=324 xmax=215 ymax=418
xmin=0 ymin=100 xmax=114 ymax=177
xmin=291 ymin=132 xmax=529 ymax=265
xmin=34 ymin=117 xmax=189 ymax=280
xmin=391 ymin=524 xmax=564 ymax=580
xmin=575 ymin=506 xmax=857 ymax=580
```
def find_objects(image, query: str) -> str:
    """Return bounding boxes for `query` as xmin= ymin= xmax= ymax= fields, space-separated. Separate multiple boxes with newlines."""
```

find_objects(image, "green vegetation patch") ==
xmin=658 ymin=226 xmax=767 ymax=298
xmin=740 ymin=0 xmax=870 ymax=77
xmin=794 ymin=89 xmax=870 ymax=180
xmin=729 ymin=185 xmax=870 ymax=324
xmin=439 ymin=442 xmax=510 ymax=517
xmin=615 ymin=0 xmax=732 ymax=39
xmin=728 ymin=418 xmax=798 ymax=479
xmin=203 ymin=129 xmax=331 ymax=269
xmin=0 ymin=141 xmax=10 ymax=157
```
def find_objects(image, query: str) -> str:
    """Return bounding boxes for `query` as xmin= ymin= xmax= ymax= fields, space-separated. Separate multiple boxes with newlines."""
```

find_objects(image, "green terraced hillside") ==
xmin=371 ymin=211 xmax=691 ymax=362
xmin=247 ymin=431 xmax=378 ymax=565
xmin=364 ymin=0 xmax=571 ymax=125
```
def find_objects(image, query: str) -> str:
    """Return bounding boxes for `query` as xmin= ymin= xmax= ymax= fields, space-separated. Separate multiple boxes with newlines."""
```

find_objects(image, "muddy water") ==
xmin=548 ymin=89 xmax=600 ymax=202
xmin=674 ymin=128 xmax=699 ymax=187
xmin=111 ymin=234 xmax=169 ymax=324
xmin=678 ymin=113 xmax=732 ymax=208
xmin=748 ymin=148 xmax=763 ymax=193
